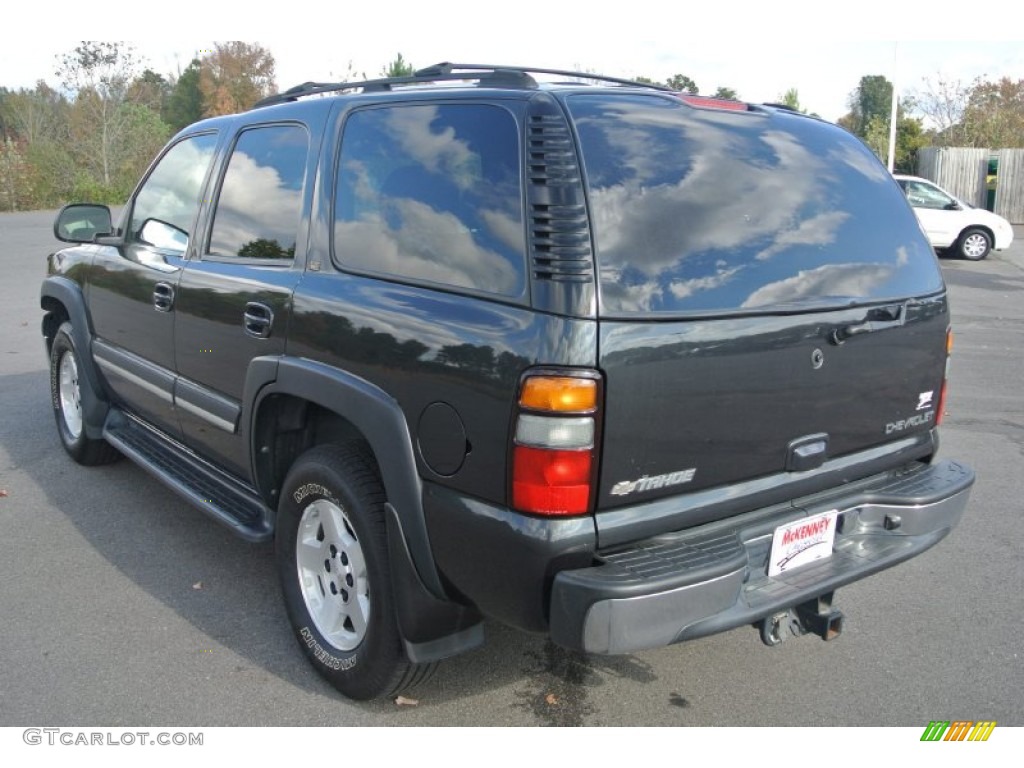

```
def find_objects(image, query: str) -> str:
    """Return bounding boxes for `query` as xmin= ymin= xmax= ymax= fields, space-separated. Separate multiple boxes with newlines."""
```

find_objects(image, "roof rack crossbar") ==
xmin=416 ymin=63 xmax=675 ymax=91
xmin=253 ymin=62 xmax=671 ymax=109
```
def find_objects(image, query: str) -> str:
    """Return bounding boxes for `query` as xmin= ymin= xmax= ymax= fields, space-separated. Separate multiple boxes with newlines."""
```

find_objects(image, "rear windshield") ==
xmin=567 ymin=94 xmax=943 ymax=315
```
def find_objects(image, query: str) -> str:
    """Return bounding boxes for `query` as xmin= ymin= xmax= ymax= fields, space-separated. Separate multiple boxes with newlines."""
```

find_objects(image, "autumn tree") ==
xmin=128 ymin=68 xmax=171 ymax=114
xmin=199 ymin=42 xmax=277 ymax=116
xmin=960 ymin=77 xmax=1024 ymax=148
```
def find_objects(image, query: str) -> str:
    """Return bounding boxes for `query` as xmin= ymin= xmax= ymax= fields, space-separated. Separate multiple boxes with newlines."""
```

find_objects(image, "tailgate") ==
xmin=596 ymin=297 xmax=948 ymax=514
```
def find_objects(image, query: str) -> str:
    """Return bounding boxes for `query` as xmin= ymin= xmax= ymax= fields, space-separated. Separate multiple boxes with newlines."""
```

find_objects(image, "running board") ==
xmin=103 ymin=409 xmax=273 ymax=542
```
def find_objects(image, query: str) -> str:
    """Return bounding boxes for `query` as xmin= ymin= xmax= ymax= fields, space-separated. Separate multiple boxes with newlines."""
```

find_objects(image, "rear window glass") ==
xmin=567 ymin=94 xmax=943 ymax=315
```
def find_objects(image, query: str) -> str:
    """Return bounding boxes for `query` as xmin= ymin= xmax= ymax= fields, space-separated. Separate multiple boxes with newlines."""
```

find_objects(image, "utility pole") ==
xmin=887 ymin=42 xmax=899 ymax=173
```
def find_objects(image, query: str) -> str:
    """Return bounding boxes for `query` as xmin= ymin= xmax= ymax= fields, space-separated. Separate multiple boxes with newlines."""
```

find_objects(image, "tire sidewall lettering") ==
xmin=299 ymin=626 xmax=357 ymax=671
xmin=292 ymin=482 xmax=338 ymax=505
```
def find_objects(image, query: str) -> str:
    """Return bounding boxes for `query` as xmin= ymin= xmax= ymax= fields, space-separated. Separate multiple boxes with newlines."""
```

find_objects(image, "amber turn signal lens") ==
xmin=519 ymin=377 xmax=597 ymax=412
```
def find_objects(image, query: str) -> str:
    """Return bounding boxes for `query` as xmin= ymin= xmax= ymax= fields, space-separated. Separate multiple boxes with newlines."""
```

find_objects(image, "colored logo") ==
xmin=920 ymin=721 xmax=996 ymax=742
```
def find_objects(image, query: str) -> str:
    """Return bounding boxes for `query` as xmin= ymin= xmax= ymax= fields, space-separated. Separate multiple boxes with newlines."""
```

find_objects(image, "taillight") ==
xmin=677 ymin=94 xmax=749 ymax=111
xmin=511 ymin=371 xmax=601 ymax=516
xmin=936 ymin=328 xmax=952 ymax=426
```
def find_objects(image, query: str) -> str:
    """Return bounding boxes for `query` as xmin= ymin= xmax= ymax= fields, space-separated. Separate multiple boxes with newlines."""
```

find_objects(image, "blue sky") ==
xmin=2 ymin=2 xmax=1020 ymax=123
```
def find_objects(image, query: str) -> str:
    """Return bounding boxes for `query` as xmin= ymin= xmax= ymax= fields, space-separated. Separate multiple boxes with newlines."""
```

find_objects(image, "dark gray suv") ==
xmin=43 ymin=64 xmax=974 ymax=700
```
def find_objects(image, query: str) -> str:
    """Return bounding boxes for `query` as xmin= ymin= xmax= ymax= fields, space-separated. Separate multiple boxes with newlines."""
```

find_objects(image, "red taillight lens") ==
xmin=512 ymin=445 xmax=592 ymax=516
xmin=936 ymin=380 xmax=949 ymax=426
xmin=677 ymin=94 xmax=749 ymax=111
xmin=937 ymin=329 xmax=953 ymax=426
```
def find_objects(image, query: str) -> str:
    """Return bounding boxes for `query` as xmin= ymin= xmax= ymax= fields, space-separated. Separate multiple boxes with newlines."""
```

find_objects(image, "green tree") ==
xmin=861 ymin=113 xmax=927 ymax=172
xmin=25 ymin=139 xmax=77 ymax=206
xmin=666 ymin=74 xmax=698 ymax=93
xmin=199 ymin=42 xmax=277 ymax=116
xmin=165 ymin=59 xmax=204 ymax=132
xmin=0 ymin=88 xmax=14 ymax=141
xmin=1 ymin=82 xmax=69 ymax=146
xmin=779 ymin=87 xmax=805 ymax=112
xmin=840 ymin=75 xmax=893 ymax=137
xmin=114 ymin=102 xmax=171 ymax=193
xmin=57 ymin=41 xmax=143 ymax=187
xmin=0 ymin=137 xmax=32 ymax=211
xmin=382 ymin=53 xmax=415 ymax=78
xmin=237 ymin=238 xmax=294 ymax=259
xmin=838 ymin=74 xmax=926 ymax=170
xmin=713 ymin=86 xmax=738 ymax=100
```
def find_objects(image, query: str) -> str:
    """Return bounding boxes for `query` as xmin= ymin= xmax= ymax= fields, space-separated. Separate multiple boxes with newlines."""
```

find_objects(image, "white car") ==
xmin=894 ymin=174 xmax=1014 ymax=260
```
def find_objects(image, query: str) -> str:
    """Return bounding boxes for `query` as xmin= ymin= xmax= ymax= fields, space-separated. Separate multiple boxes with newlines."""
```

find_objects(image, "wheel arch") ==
xmin=247 ymin=356 xmax=444 ymax=598
xmin=40 ymin=276 xmax=110 ymax=437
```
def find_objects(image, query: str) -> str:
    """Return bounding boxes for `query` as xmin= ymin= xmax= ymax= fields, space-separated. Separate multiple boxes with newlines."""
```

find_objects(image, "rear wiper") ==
xmin=829 ymin=303 xmax=905 ymax=345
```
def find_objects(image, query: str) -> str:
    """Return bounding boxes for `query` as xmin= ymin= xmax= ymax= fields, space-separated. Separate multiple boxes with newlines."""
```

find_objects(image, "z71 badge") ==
xmin=611 ymin=468 xmax=696 ymax=496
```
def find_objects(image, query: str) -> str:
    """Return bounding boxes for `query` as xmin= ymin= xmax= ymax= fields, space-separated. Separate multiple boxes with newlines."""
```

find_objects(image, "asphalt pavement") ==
xmin=0 ymin=210 xmax=1022 ymax=726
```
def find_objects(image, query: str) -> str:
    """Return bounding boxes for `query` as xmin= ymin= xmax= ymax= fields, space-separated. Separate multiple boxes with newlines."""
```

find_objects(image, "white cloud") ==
xmin=336 ymin=198 xmax=523 ymax=295
xmin=742 ymin=263 xmax=895 ymax=308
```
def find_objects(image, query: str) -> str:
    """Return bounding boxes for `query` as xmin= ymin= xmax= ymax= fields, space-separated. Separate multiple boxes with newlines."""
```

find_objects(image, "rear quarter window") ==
xmin=567 ymin=94 xmax=943 ymax=315
xmin=332 ymin=103 xmax=527 ymax=299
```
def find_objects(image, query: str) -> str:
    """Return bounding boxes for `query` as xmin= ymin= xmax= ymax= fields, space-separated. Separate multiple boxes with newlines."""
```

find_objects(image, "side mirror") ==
xmin=53 ymin=204 xmax=113 ymax=243
xmin=943 ymin=201 xmax=962 ymax=211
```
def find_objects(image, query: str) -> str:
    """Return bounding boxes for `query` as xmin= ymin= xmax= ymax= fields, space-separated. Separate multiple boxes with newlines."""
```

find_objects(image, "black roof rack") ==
xmin=253 ymin=62 xmax=672 ymax=109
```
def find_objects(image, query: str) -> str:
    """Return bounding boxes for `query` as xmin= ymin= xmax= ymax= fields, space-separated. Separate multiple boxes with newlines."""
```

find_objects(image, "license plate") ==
xmin=768 ymin=510 xmax=839 ymax=577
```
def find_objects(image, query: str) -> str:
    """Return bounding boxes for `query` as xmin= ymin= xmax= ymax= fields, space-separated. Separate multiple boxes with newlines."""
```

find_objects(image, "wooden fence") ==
xmin=916 ymin=146 xmax=1024 ymax=223
xmin=994 ymin=149 xmax=1024 ymax=224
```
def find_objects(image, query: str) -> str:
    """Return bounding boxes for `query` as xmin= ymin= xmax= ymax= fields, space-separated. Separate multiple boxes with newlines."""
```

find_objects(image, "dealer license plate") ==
xmin=768 ymin=510 xmax=839 ymax=577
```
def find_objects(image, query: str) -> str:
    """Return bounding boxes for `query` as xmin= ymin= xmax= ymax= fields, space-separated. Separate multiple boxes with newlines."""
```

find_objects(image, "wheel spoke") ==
xmin=347 ymin=594 xmax=369 ymax=638
xmin=318 ymin=502 xmax=345 ymax=544
xmin=344 ymin=540 xmax=367 ymax=583
xmin=295 ymin=534 xmax=325 ymax=576
xmin=316 ymin=592 xmax=346 ymax=635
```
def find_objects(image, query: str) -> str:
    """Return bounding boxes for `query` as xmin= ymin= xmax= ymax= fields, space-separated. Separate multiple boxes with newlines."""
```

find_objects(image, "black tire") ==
xmin=275 ymin=443 xmax=433 ymax=700
xmin=957 ymin=228 xmax=991 ymax=261
xmin=49 ymin=321 xmax=120 ymax=466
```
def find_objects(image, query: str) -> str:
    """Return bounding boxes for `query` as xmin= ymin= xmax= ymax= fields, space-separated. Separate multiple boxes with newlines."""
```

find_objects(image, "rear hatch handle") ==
xmin=830 ymin=303 xmax=905 ymax=345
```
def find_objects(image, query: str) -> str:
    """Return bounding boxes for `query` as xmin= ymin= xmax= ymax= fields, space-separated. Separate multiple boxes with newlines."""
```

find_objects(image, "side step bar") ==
xmin=103 ymin=409 xmax=272 ymax=542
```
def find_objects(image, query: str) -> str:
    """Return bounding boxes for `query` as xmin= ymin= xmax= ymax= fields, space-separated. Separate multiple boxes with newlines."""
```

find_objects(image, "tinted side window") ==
xmin=904 ymin=180 xmax=953 ymax=210
xmin=129 ymin=133 xmax=219 ymax=255
xmin=567 ymin=94 xmax=944 ymax=315
xmin=208 ymin=124 xmax=309 ymax=260
xmin=334 ymin=104 xmax=526 ymax=297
